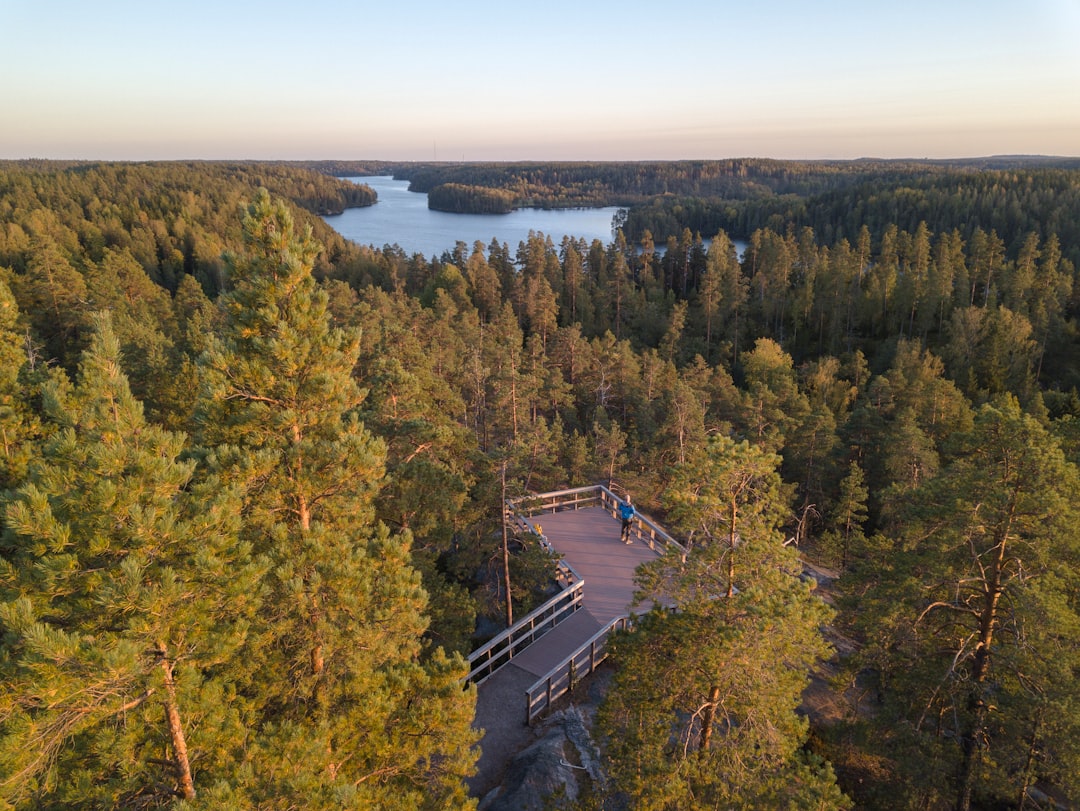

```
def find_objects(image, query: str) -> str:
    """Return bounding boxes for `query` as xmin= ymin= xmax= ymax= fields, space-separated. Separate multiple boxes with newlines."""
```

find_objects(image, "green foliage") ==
xmin=0 ymin=160 xmax=373 ymax=302
xmin=2 ymin=158 xmax=1080 ymax=807
xmin=0 ymin=279 xmax=41 ymax=491
xmin=737 ymin=338 xmax=810 ymax=453
xmin=620 ymin=162 xmax=1080 ymax=269
xmin=8 ymin=236 xmax=88 ymax=369
xmin=193 ymin=190 xmax=478 ymax=806
xmin=598 ymin=437 xmax=847 ymax=809
xmin=428 ymin=183 xmax=516 ymax=214
xmin=0 ymin=314 xmax=261 ymax=807
xmin=843 ymin=398 xmax=1080 ymax=810
xmin=380 ymin=158 xmax=975 ymax=212
xmin=816 ymin=460 xmax=868 ymax=569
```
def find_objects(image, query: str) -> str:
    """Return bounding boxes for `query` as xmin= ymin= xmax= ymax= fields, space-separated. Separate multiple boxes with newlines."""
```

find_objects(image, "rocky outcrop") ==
xmin=478 ymin=707 xmax=603 ymax=811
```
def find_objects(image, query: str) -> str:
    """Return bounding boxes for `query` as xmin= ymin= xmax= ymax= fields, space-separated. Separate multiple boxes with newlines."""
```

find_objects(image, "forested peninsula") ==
xmin=1 ymin=158 xmax=1078 ymax=810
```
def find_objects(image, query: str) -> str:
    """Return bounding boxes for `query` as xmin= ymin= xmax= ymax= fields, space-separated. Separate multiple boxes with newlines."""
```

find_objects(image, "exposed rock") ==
xmin=478 ymin=707 xmax=602 ymax=811
xmin=1026 ymin=783 xmax=1072 ymax=810
xmin=560 ymin=706 xmax=605 ymax=790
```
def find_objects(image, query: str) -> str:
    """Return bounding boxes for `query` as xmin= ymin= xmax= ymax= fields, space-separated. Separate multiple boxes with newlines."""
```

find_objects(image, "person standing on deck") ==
xmin=618 ymin=495 xmax=636 ymax=543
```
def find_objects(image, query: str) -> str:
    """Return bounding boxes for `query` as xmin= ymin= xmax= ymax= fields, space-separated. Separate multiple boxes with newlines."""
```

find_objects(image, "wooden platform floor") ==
xmin=470 ymin=506 xmax=666 ymax=796
xmin=530 ymin=506 xmax=665 ymax=621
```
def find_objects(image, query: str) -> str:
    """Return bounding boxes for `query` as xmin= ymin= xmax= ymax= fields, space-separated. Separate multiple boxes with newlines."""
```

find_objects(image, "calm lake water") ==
xmin=322 ymin=176 xmax=624 ymax=259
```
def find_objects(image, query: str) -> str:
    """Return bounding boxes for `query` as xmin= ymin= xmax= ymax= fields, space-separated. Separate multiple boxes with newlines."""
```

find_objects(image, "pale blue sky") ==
xmin=3 ymin=0 xmax=1079 ymax=160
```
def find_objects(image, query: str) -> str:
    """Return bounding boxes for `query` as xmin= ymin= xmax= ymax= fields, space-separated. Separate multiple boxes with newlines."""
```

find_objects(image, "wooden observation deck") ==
xmin=467 ymin=485 xmax=682 ymax=796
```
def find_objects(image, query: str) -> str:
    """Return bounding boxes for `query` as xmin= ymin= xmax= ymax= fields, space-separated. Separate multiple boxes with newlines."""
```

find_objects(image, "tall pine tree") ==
xmin=0 ymin=313 xmax=261 ymax=808
xmin=597 ymin=436 xmax=848 ymax=809
xmin=847 ymin=398 xmax=1080 ymax=810
xmin=192 ymin=190 xmax=477 ymax=808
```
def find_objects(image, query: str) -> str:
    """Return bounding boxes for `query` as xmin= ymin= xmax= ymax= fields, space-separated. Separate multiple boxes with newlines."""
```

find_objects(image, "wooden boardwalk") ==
xmin=470 ymin=505 xmax=666 ymax=796
xmin=529 ymin=506 xmax=663 ymax=623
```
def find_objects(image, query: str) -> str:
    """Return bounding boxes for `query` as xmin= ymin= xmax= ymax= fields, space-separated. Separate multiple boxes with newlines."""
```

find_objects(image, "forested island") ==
xmin=1 ymin=158 xmax=1078 ymax=809
xmin=427 ymin=183 xmax=517 ymax=214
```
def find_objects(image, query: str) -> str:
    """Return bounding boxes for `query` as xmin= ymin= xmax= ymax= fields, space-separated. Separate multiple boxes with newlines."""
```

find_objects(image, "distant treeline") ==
xmin=0 ymin=159 xmax=375 ymax=215
xmin=300 ymin=158 xmax=908 ymax=207
xmin=299 ymin=155 xmax=1080 ymax=206
xmin=621 ymin=167 xmax=1080 ymax=269
xmin=382 ymin=159 xmax=877 ymax=207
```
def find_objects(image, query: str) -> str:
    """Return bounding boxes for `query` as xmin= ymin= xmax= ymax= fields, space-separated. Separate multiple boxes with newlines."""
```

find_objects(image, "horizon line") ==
xmin=3 ymin=154 xmax=1080 ymax=164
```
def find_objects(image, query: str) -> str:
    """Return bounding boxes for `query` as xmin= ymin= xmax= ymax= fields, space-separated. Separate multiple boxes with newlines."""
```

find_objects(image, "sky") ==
xmin=3 ymin=0 xmax=1079 ymax=161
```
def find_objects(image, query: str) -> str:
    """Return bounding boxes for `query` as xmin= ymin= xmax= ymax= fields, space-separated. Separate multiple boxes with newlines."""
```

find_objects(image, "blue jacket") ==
xmin=618 ymin=502 xmax=635 ymax=521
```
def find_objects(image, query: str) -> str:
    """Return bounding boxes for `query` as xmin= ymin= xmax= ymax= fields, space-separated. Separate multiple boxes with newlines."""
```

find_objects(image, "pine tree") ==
xmin=0 ymin=279 xmax=40 ymax=493
xmin=848 ymin=398 xmax=1080 ymax=810
xmin=818 ymin=460 xmax=869 ymax=570
xmin=597 ymin=436 xmax=848 ymax=809
xmin=9 ymin=237 xmax=88 ymax=369
xmin=346 ymin=288 xmax=482 ymax=656
xmin=192 ymin=190 xmax=477 ymax=808
xmin=738 ymin=338 xmax=810 ymax=453
xmin=0 ymin=313 xmax=261 ymax=808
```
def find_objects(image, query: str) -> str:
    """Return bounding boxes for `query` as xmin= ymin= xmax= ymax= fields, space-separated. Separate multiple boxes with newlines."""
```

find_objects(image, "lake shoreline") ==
xmin=322 ymin=176 xmax=624 ymax=259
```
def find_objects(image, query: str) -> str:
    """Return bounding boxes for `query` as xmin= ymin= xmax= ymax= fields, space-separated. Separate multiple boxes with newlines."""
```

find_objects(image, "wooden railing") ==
xmin=470 ymin=484 xmax=682 ymax=687
xmin=507 ymin=485 xmax=606 ymax=517
xmin=511 ymin=485 xmax=682 ymax=722
xmin=510 ymin=484 xmax=685 ymax=558
xmin=466 ymin=565 xmax=583 ymax=684
xmin=525 ymin=615 xmax=633 ymax=724
xmin=511 ymin=485 xmax=682 ymax=561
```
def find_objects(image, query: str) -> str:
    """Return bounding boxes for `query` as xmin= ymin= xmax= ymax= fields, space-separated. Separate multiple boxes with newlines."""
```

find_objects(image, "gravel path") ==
xmin=469 ymin=664 xmax=540 ymax=799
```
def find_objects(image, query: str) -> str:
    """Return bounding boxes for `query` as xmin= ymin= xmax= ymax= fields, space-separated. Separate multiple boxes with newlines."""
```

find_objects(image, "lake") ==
xmin=322 ymin=176 xmax=624 ymax=259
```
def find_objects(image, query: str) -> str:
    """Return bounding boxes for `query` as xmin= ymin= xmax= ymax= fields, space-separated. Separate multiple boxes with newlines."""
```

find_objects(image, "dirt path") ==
xmin=469 ymin=664 xmax=539 ymax=799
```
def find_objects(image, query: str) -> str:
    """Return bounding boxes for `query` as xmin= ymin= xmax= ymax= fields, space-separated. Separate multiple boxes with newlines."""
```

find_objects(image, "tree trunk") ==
xmin=501 ymin=461 xmax=514 ymax=628
xmin=956 ymin=696 xmax=987 ymax=811
xmin=158 ymin=647 xmax=196 ymax=801
xmin=509 ymin=346 xmax=519 ymax=441
xmin=1016 ymin=706 xmax=1043 ymax=810
xmin=698 ymin=683 xmax=721 ymax=752
xmin=956 ymin=515 xmax=1011 ymax=811
xmin=292 ymin=423 xmax=323 ymax=678
xmin=727 ymin=497 xmax=738 ymax=599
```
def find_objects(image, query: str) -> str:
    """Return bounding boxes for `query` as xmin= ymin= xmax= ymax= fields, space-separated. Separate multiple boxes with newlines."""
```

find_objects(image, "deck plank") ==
xmin=504 ymin=609 xmax=604 ymax=677
xmin=528 ymin=506 xmax=665 ymax=621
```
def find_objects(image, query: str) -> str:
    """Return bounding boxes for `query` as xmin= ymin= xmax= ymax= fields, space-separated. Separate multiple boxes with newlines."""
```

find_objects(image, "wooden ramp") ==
xmin=470 ymin=504 xmax=668 ymax=797
xmin=503 ymin=609 xmax=603 ymax=677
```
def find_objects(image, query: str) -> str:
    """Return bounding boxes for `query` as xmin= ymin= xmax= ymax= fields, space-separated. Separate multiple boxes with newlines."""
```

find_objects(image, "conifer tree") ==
xmin=0 ymin=314 xmax=260 ymax=808
xmin=818 ymin=459 xmax=869 ymax=569
xmin=848 ymin=398 xmax=1080 ymax=810
xmin=738 ymin=338 xmax=810 ymax=453
xmin=0 ymin=279 xmax=39 ymax=492
xmin=10 ymin=237 xmax=88 ymax=369
xmin=193 ymin=190 xmax=477 ymax=808
xmin=350 ymin=288 xmax=480 ymax=655
xmin=598 ymin=436 xmax=848 ymax=809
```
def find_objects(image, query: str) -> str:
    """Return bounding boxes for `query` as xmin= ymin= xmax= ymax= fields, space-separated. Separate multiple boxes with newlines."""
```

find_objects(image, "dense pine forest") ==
xmin=1 ymin=159 xmax=1078 ymax=809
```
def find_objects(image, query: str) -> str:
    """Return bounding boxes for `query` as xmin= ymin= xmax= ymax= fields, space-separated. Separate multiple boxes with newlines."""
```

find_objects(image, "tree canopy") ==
xmin=1 ymin=158 xmax=1079 ymax=809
